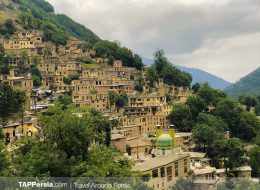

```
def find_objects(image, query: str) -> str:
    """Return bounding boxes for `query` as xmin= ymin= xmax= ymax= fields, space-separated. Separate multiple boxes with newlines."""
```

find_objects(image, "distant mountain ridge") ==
xmin=225 ymin=67 xmax=260 ymax=98
xmin=142 ymin=57 xmax=231 ymax=89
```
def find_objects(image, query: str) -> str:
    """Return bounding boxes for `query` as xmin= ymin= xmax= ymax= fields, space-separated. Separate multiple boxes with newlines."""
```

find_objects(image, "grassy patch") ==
xmin=81 ymin=63 xmax=100 ymax=69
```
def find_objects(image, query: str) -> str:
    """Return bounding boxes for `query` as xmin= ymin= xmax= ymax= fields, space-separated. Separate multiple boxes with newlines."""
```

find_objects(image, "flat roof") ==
xmin=2 ymin=123 xmax=20 ymax=128
xmin=118 ymin=125 xmax=141 ymax=129
xmin=188 ymin=152 xmax=206 ymax=158
xmin=8 ymin=77 xmax=25 ymax=80
xmin=234 ymin=166 xmax=252 ymax=171
xmin=216 ymin=168 xmax=225 ymax=174
xmin=127 ymin=138 xmax=150 ymax=148
xmin=193 ymin=166 xmax=216 ymax=175
xmin=111 ymin=133 xmax=126 ymax=140
xmin=133 ymin=153 xmax=189 ymax=172
xmin=175 ymin=132 xmax=193 ymax=137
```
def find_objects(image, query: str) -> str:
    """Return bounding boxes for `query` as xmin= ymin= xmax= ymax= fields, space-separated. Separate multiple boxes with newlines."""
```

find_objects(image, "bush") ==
xmin=63 ymin=74 xmax=79 ymax=85
xmin=0 ymin=19 xmax=16 ymax=36
xmin=109 ymin=92 xmax=128 ymax=108
xmin=135 ymin=82 xmax=143 ymax=93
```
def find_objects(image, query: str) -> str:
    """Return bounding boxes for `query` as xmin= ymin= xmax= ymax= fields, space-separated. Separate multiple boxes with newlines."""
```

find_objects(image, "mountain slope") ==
xmin=53 ymin=14 xmax=99 ymax=43
xmin=0 ymin=0 xmax=99 ymax=42
xmin=225 ymin=67 xmax=260 ymax=98
xmin=142 ymin=57 xmax=231 ymax=89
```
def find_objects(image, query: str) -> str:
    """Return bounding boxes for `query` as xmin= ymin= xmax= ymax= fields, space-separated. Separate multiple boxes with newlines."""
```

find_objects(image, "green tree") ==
xmin=217 ymin=178 xmax=259 ymax=190
xmin=115 ymin=93 xmax=128 ymax=108
xmin=109 ymin=92 xmax=128 ymax=108
xmin=168 ymin=105 xmax=194 ymax=132
xmin=107 ymin=55 xmax=115 ymax=65
xmin=30 ymin=66 xmax=41 ymax=77
xmin=186 ymin=96 xmax=207 ymax=120
xmin=192 ymin=124 xmax=224 ymax=153
xmin=248 ymin=146 xmax=260 ymax=177
xmin=63 ymin=74 xmax=79 ymax=85
xmin=214 ymin=98 xmax=240 ymax=136
xmin=161 ymin=65 xmax=192 ymax=87
xmin=11 ymin=139 xmax=68 ymax=177
xmin=71 ymin=145 xmax=131 ymax=177
xmin=32 ymin=75 xmax=41 ymax=87
xmin=221 ymin=138 xmax=246 ymax=176
xmin=255 ymin=104 xmax=260 ymax=116
xmin=18 ymin=51 xmax=29 ymax=75
xmin=172 ymin=177 xmax=195 ymax=190
xmin=39 ymin=104 xmax=110 ymax=160
xmin=3 ymin=19 xmax=16 ymax=35
xmin=57 ymin=94 xmax=73 ymax=109
xmin=49 ymin=84 xmax=57 ymax=90
xmin=0 ymin=83 xmax=26 ymax=121
xmin=215 ymin=97 xmax=260 ymax=141
xmin=197 ymin=83 xmax=216 ymax=105
xmin=93 ymin=40 xmax=119 ymax=58
xmin=154 ymin=49 xmax=168 ymax=73
xmin=0 ymin=43 xmax=9 ymax=75
xmin=115 ymin=47 xmax=134 ymax=66
xmin=201 ymin=137 xmax=246 ymax=171
xmin=146 ymin=65 xmax=159 ymax=87
xmin=135 ymin=81 xmax=144 ymax=93
xmin=113 ymin=47 xmax=144 ymax=70
xmin=192 ymin=83 xmax=201 ymax=93
xmin=31 ymin=0 xmax=54 ymax=12
xmin=196 ymin=113 xmax=228 ymax=132
xmin=0 ymin=141 xmax=8 ymax=176
xmin=236 ymin=111 xmax=260 ymax=141
xmin=0 ymin=43 xmax=4 ymax=61
xmin=109 ymin=92 xmax=117 ymax=105
xmin=29 ymin=57 xmax=42 ymax=87
xmin=133 ymin=54 xmax=143 ymax=70
xmin=148 ymin=49 xmax=192 ymax=87
xmin=238 ymin=95 xmax=257 ymax=111
xmin=255 ymin=134 xmax=260 ymax=146
xmin=81 ymin=42 xmax=93 ymax=51
xmin=41 ymin=21 xmax=68 ymax=45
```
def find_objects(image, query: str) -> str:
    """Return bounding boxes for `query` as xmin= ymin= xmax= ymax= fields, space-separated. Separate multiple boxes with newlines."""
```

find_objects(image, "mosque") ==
xmin=132 ymin=124 xmax=191 ymax=190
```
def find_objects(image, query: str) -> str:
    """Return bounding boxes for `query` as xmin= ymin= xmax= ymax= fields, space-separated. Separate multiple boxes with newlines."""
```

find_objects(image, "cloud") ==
xmin=46 ymin=0 xmax=260 ymax=82
xmin=174 ymin=32 xmax=260 ymax=82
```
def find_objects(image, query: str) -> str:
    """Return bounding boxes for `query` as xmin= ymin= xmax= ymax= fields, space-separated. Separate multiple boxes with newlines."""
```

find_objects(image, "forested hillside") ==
xmin=225 ymin=67 xmax=260 ymax=98
xmin=0 ymin=0 xmax=99 ymax=43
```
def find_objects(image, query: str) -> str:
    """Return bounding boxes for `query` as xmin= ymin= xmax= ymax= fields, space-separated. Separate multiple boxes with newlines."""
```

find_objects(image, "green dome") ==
xmin=157 ymin=134 xmax=172 ymax=150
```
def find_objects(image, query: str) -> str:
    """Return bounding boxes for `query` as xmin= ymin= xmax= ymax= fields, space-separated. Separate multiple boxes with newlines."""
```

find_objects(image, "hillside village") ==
xmin=0 ymin=28 xmax=257 ymax=190
xmin=0 ymin=0 xmax=260 ymax=190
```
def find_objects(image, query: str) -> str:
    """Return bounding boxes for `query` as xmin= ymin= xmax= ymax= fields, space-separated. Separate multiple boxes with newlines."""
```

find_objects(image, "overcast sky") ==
xmin=46 ymin=0 xmax=260 ymax=82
